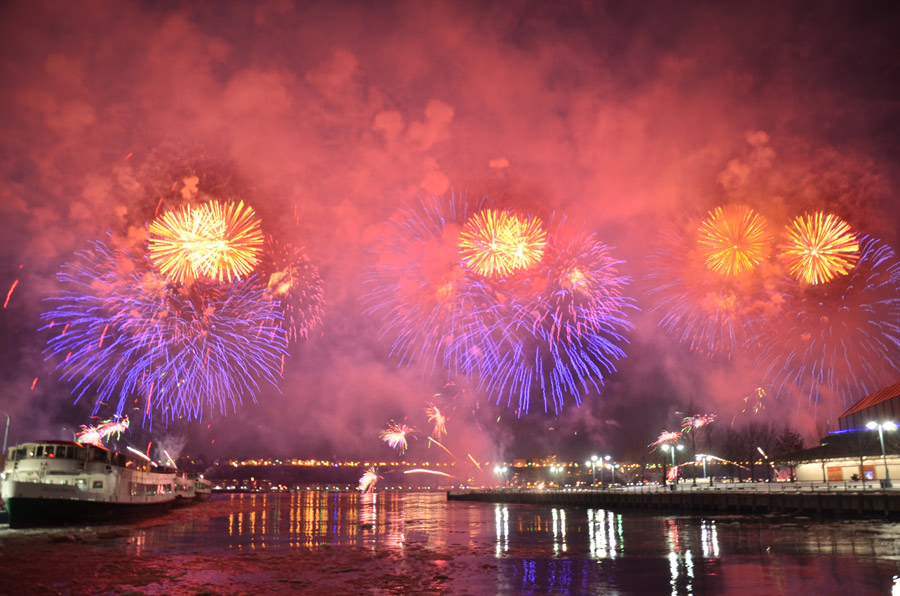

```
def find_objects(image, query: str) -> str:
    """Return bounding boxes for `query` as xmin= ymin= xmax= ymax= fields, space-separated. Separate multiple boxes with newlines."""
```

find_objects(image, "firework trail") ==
xmin=646 ymin=215 xmax=784 ymax=356
xmin=424 ymin=403 xmax=447 ymax=438
xmin=458 ymin=209 xmax=547 ymax=278
xmin=403 ymin=469 xmax=454 ymax=478
xmin=259 ymin=238 xmax=325 ymax=342
xmin=75 ymin=416 xmax=130 ymax=447
xmin=379 ymin=422 xmax=416 ymax=454
xmin=477 ymin=217 xmax=635 ymax=415
xmin=362 ymin=193 xmax=499 ymax=376
xmin=41 ymin=238 xmax=288 ymax=424
xmin=681 ymin=414 xmax=717 ymax=433
xmin=650 ymin=430 xmax=683 ymax=450
xmin=149 ymin=200 xmax=264 ymax=284
xmin=358 ymin=467 xmax=379 ymax=493
xmin=757 ymin=235 xmax=900 ymax=410
xmin=697 ymin=205 xmax=773 ymax=276
xmin=778 ymin=212 xmax=859 ymax=285
xmin=467 ymin=453 xmax=483 ymax=471
xmin=426 ymin=436 xmax=456 ymax=459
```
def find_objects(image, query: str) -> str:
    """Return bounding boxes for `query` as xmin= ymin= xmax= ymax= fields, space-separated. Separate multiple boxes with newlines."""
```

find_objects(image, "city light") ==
xmin=866 ymin=421 xmax=897 ymax=488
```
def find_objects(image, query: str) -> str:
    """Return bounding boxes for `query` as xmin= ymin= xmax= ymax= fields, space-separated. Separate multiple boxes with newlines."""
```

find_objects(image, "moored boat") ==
xmin=1 ymin=440 xmax=177 ymax=528
xmin=191 ymin=474 xmax=213 ymax=501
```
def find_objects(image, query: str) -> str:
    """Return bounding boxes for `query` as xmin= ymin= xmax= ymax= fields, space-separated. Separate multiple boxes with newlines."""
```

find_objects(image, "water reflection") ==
xmin=116 ymin=492 xmax=900 ymax=595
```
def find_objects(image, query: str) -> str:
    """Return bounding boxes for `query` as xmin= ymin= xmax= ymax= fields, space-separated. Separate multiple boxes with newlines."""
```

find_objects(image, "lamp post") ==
xmin=493 ymin=465 xmax=509 ymax=488
xmin=0 ymin=409 xmax=9 ymax=456
xmin=866 ymin=421 xmax=896 ymax=488
xmin=696 ymin=454 xmax=710 ymax=485
xmin=661 ymin=443 xmax=684 ymax=485
xmin=599 ymin=455 xmax=611 ymax=486
xmin=586 ymin=455 xmax=599 ymax=486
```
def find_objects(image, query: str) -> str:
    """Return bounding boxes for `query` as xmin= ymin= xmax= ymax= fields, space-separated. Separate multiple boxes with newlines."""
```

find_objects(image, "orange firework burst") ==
xmin=697 ymin=205 xmax=773 ymax=276
xmin=459 ymin=209 xmax=547 ymax=278
xmin=778 ymin=212 xmax=859 ymax=285
xmin=149 ymin=200 xmax=264 ymax=284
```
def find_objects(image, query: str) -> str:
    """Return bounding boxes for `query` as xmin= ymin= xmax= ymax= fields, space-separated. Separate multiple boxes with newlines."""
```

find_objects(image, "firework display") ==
xmin=362 ymin=194 xmax=498 ymax=375
xmin=75 ymin=416 xmax=130 ymax=447
xmin=646 ymin=216 xmax=782 ymax=356
xmin=697 ymin=205 xmax=773 ymax=276
xmin=478 ymin=219 xmax=635 ymax=414
xmin=778 ymin=212 xmax=859 ymax=285
xmin=259 ymin=238 xmax=325 ymax=342
xmin=41 ymin=239 xmax=288 ymax=423
xmin=358 ymin=467 xmax=379 ymax=493
xmin=149 ymin=200 xmax=265 ymax=284
xmin=425 ymin=403 xmax=447 ymax=438
xmin=651 ymin=430 xmax=683 ymax=449
xmin=379 ymin=422 xmax=415 ymax=453
xmin=458 ymin=209 xmax=548 ymax=278
xmin=681 ymin=414 xmax=717 ymax=433
xmin=757 ymin=235 xmax=900 ymax=409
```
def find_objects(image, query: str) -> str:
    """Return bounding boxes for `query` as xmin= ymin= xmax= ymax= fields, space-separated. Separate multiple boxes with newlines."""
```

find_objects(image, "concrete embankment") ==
xmin=447 ymin=486 xmax=900 ymax=517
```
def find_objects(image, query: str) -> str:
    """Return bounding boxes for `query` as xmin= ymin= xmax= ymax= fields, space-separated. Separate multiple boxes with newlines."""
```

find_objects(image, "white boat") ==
xmin=0 ymin=440 xmax=177 ymax=528
xmin=191 ymin=474 xmax=213 ymax=501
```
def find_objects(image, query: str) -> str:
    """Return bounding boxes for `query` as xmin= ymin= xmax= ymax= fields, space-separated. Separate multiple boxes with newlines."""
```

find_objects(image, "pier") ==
xmin=448 ymin=482 xmax=900 ymax=517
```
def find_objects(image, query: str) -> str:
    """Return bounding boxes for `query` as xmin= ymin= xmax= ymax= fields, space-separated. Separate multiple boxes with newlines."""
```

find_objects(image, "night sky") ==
xmin=1 ymin=1 xmax=899 ymax=464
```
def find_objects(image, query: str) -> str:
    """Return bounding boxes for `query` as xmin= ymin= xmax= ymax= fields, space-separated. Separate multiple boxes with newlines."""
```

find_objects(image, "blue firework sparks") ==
xmin=41 ymin=238 xmax=288 ymax=424
xmin=756 ymin=235 xmax=900 ymax=410
xmin=476 ymin=218 xmax=636 ymax=415
xmin=361 ymin=193 xmax=498 ymax=376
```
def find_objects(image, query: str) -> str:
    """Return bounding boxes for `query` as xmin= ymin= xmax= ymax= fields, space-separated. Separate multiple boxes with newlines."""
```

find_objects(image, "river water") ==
xmin=1 ymin=490 xmax=899 ymax=595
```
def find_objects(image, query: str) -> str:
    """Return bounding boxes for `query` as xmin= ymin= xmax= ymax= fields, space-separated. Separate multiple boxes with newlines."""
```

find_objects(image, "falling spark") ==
xmin=650 ymin=430 xmax=683 ymax=450
xmin=467 ymin=453 xmax=483 ymax=471
xmin=681 ymin=414 xmax=718 ymax=433
xmin=426 ymin=436 xmax=455 ymax=459
xmin=126 ymin=446 xmax=152 ymax=461
xmin=425 ymin=403 xmax=447 ymax=438
xmin=30 ymin=378 xmax=37 ymax=391
xmin=4 ymin=279 xmax=19 ymax=308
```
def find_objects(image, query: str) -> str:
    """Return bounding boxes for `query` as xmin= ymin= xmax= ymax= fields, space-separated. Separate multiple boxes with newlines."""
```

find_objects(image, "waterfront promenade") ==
xmin=448 ymin=481 xmax=900 ymax=517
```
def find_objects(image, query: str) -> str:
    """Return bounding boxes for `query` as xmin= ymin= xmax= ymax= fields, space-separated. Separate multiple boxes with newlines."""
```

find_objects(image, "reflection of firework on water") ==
xmin=479 ymin=219 xmax=634 ymax=414
xmin=459 ymin=209 xmax=547 ymax=278
xmin=697 ymin=206 xmax=772 ymax=276
xmin=41 ymin=239 xmax=288 ymax=424
xmin=362 ymin=194 xmax=497 ymax=374
xmin=778 ymin=212 xmax=859 ymax=285
xmin=379 ymin=422 xmax=416 ymax=454
xmin=259 ymin=239 xmax=324 ymax=342
xmin=758 ymin=236 xmax=900 ymax=409
xmin=647 ymin=217 xmax=782 ymax=356
xmin=424 ymin=403 xmax=448 ymax=438
xmin=681 ymin=414 xmax=717 ymax=433
xmin=75 ymin=415 xmax=130 ymax=447
xmin=650 ymin=430 xmax=683 ymax=450
xmin=358 ymin=467 xmax=379 ymax=493
xmin=149 ymin=200 xmax=264 ymax=284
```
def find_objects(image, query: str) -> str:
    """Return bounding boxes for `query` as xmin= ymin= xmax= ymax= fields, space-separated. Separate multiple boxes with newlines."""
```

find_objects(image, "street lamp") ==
xmin=866 ymin=421 xmax=897 ymax=488
xmin=661 ymin=443 xmax=684 ymax=485
xmin=493 ymin=465 xmax=509 ymax=487
xmin=0 ymin=409 xmax=9 ymax=456
xmin=599 ymin=455 xmax=611 ymax=486
xmin=586 ymin=455 xmax=599 ymax=485
xmin=696 ymin=454 xmax=712 ymax=485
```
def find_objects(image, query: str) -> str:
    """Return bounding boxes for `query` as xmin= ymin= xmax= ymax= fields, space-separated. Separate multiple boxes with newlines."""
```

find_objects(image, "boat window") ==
xmin=75 ymin=479 xmax=86 ymax=490
xmin=64 ymin=446 xmax=74 ymax=459
xmin=92 ymin=449 xmax=107 ymax=463
xmin=35 ymin=445 xmax=43 ymax=457
xmin=46 ymin=446 xmax=55 ymax=458
xmin=93 ymin=480 xmax=103 ymax=489
xmin=74 ymin=447 xmax=86 ymax=460
xmin=15 ymin=447 xmax=26 ymax=460
xmin=115 ymin=454 xmax=126 ymax=467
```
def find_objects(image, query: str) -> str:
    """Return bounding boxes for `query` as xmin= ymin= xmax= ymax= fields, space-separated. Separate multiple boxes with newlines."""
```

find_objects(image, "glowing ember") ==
xmin=778 ymin=211 xmax=859 ymax=285
xmin=697 ymin=205 xmax=772 ymax=276
xmin=459 ymin=209 xmax=547 ymax=278
xmin=149 ymin=200 xmax=264 ymax=284
xmin=681 ymin=414 xmax=717 ymax=433
xmin=651 ymin=430 xmax=683 ymax=449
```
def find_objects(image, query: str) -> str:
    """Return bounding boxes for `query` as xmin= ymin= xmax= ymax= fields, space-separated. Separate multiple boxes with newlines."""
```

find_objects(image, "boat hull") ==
xmin=5 ymin=495 xmax=174 ymax=528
